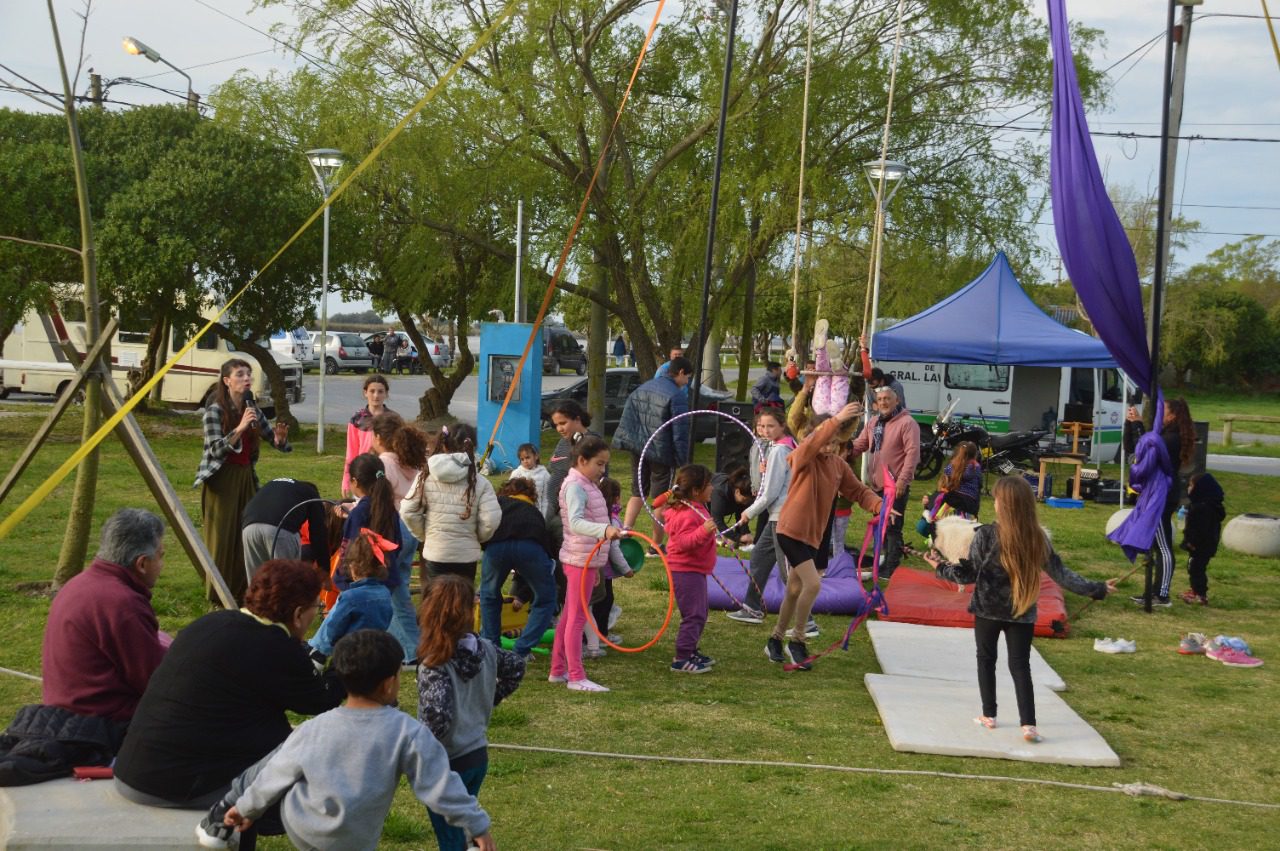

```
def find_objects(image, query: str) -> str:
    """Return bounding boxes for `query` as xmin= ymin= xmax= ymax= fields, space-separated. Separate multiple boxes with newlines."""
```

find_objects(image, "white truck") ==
xmin=1 ymin=300 xmax=303 ymax=417
xmin=875 ymin=359 xmax=1127 ymax=463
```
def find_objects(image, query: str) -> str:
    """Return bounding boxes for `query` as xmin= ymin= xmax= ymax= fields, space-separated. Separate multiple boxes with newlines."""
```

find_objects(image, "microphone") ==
xmin=242 ymin=388 xmax=255 ymax=407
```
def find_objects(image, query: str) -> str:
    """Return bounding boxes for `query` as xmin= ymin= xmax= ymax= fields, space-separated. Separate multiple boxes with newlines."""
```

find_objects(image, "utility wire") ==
xmin=188 ymin=0 xmax=337 ymax=74
xmin=131 ymin=48 xmax=276 ymax=81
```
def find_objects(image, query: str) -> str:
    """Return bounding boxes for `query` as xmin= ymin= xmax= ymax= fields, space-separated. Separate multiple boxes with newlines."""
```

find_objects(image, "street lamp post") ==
xmin=862 ymin=159 xmax=909 ymax=355
xmin=861 ymin=159 xmax=908 ymax=483
xmin=305 ymin=148 xmax=345 ymax=454
xmin=122 ymin=36 xmax=197 ymax=111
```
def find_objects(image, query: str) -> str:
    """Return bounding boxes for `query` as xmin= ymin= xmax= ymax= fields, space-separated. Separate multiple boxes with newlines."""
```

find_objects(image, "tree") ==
xmin=1162 ymin=286 xmax=1278 ymax=386
xmin=238 ymin=0 xmax=1103 ymax=381
xmin=94 ymin=110 xmax=330 ymax=421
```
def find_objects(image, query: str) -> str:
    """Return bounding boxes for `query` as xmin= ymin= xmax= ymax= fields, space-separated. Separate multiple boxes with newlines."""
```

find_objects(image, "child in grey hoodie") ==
xmin=197 ymin=630 xmax=495 ymax=851
xmin=417 ymin=574 xmax=526 ymax=851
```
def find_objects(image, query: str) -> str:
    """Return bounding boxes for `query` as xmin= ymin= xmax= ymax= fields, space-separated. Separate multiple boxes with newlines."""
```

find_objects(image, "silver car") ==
xmin=311 ymin=331 xmax=376 ymax=375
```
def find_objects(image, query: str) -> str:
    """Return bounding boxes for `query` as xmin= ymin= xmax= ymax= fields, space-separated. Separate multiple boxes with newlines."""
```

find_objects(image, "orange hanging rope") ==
xmin=578 ymin=530 xmax=675 ymax=653
xmin=481 ymin=2 xmax=668 ymax=465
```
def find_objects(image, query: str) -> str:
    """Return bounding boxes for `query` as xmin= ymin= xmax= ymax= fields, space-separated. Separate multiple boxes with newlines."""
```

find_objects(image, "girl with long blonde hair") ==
xmin=925 ymin=476 xmax=1118 ymax=743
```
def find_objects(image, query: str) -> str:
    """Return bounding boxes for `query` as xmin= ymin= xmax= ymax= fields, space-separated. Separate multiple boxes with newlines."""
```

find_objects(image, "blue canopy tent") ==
xmin=872 ymin=252 xmax=1117 ymax=369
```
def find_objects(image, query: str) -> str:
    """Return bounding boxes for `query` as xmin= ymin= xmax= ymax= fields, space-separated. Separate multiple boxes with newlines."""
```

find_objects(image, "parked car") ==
xmin=363 ymin=331 xmax=453 ymax=372
xmin=542 ymin=326 xmax=587 ymax=375
xmin=311 ymin=331 xmax=375 ymax=374
xmin=266 ymin=328 xmax=317 ymax=371
xmin=540 ymin=368 xmax=732 ymax=440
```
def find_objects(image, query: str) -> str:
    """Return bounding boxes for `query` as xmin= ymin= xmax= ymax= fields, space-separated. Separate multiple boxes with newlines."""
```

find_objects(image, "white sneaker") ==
xmin=1093 ymin=637 xmax=1136 ymax=654
xmin=567 ymin=678 xmax=610 ymax=693
xmin=548 ymin=673 xmax=568 ymax=683
xmin=738 ymin=543 xmax=755 ymax=553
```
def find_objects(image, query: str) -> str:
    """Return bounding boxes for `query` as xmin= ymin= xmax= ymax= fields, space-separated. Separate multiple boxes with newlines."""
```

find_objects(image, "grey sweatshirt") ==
xmin=233 ymin=705 xmax=490 ymax=850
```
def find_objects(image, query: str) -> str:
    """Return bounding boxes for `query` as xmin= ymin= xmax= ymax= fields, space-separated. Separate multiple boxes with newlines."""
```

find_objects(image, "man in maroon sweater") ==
xmin=41 ymin=508 xmax=169 ymax=726
xmin=851 ymin=386 xmax=920 ymax=577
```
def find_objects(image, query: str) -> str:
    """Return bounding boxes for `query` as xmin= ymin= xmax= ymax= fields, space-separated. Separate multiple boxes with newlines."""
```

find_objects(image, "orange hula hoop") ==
xmin=577 ymin=529 xmax=674 ymax=653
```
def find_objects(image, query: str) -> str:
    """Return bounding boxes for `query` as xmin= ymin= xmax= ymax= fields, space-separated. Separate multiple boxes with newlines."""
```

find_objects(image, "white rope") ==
xmin=860 ymin=0 xmax=909 ymax=339
xmin=0 ymin=666 xmax=41 ymax=682
xmin=787 ymin=0 xmax=817 ymax=362
xmin=489 ymin=743 xmax=1280 ymax=811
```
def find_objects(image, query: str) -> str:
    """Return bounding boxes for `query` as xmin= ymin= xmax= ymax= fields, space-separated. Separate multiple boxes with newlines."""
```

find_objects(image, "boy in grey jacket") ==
xmin=197 ymin=630 xmax=496 ymax=851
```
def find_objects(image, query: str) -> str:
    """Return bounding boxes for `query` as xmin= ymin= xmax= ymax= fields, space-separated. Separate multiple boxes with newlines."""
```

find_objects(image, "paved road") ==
xmin=1206 ymin=454 xmax=1280 ymax=478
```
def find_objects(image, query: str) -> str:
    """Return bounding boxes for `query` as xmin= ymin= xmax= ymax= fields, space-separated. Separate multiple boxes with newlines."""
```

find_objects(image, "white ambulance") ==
xmin=874 ymin=359 xmax=1127 ymax=463
xmin=1 ymin=299 xmax=303 ymax=417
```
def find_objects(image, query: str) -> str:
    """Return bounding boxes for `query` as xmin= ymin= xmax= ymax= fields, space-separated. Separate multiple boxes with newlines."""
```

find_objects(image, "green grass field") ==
xmin=1 ymin=403 xmax=1277 ymax=848
xmin=1178 ymin=388 xmax=1280 ymax=438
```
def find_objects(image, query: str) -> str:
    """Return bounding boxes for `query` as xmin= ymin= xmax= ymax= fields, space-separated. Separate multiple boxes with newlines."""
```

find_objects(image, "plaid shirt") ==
xmin=194 ymin=401 xmax=290 ymax=488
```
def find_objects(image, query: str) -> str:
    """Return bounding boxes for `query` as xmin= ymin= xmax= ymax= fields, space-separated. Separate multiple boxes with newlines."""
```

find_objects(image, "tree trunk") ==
xmin=52 ymin=375 xmax=101 ymax=588
xmin=128 ymin=316 xmax=166 ymax=408
xmin=211 ymin=322 xmax=297 ymax=430
xmin=399 ymin=309 xmax=472 ymax=423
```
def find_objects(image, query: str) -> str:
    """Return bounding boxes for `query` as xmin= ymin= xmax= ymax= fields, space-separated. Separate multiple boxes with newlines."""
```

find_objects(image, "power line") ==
xmin=939 ymin=120 xmax=1280 ymax=144
xmin=188 ymin=0 xmax=336 ymax=74
xmin=132 ymin=48 xmax=276 ymax=82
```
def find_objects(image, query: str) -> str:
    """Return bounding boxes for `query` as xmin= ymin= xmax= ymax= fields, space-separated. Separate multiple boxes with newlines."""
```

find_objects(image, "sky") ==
xmin=3 ymin=0 xmax=1278 ymax=313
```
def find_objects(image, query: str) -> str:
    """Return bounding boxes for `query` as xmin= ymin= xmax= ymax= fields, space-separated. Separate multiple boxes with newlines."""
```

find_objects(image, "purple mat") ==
xmin=705 ymin=550 xmax=867 ymax=615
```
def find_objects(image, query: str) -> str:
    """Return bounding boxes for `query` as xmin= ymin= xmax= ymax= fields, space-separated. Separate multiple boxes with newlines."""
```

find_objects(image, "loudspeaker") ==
xmin=714 ymin=400 xmax=754 ymax=473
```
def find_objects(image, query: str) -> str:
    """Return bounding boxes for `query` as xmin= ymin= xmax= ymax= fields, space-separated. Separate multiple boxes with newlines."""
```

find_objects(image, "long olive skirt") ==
xmin=201 ymin=463 xmax=257 ymax=606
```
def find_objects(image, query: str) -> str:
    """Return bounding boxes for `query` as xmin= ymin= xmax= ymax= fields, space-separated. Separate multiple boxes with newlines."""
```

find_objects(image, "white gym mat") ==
xmin=865 ymin=673 xmax=1120 ymax=767
xmin=866 ymin=619 xmax=1067 ymax=692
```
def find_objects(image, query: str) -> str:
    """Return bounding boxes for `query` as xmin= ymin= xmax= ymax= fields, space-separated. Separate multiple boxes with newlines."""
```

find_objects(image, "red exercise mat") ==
xmin=881 ymin=566 xmax=1069 ymax=638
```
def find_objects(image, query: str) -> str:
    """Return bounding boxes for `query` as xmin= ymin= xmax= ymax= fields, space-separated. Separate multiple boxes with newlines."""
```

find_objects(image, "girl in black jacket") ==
xmin=925 ymin=477 xmax=1117 ymax=743
xmin=1180 ymin=472 xmax=1225 ymax=605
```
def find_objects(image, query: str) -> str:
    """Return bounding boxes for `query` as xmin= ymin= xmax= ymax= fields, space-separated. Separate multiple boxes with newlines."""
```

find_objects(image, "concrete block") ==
xmin=1222 ymin=513 xmax=1280 ymax=558
xmin=0 ymin=778 xmax=199 ymax=849
xmin=865 ymin=673 xmax=1120 ymax=767
xmin=867 ymin=620 xmax=1066 ymax=692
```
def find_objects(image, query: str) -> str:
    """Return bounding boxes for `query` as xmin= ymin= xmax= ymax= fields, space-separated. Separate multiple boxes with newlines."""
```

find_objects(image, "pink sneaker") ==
xmin=1216 ymin=648 xmax=1263 ymax=668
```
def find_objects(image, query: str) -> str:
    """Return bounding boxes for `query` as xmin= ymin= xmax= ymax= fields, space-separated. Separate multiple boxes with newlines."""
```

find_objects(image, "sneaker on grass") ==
xmin=1178 ymin=633 xmax=1209 ymax=655
xmin=567 ymin=678 xmax=610 ymax=692
xmin=785 ymin=640 xmax=813 ymax=671
xmin=804 ymin=619 xmax=820 ymax=638
xmin=692 ymin=651 xmax=716 ymax=667
xmin=1129 ymin=594 xmax=1172 ymax=608
xmin=764 ymin=636 xmax=785 ymax=663
xmin=670 ymin=656 xmax=713 ymax=674
xmin=1216 ymin=648 xmax=1263 ymax=668
xmin=727 ymin=606 xmax=764 ymax=624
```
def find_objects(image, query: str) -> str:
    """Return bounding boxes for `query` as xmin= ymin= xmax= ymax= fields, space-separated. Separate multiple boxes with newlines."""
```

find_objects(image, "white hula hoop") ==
xmin=635 ymin=408 xmax=765 ymax=529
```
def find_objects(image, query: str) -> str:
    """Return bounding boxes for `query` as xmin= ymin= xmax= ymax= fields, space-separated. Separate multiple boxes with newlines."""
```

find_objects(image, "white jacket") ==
xmin=399 ymin=453 xmax=501 ymax=563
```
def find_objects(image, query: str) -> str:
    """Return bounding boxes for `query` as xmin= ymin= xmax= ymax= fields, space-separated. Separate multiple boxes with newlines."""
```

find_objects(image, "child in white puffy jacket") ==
xmin=400 ymin=424 xmax=501 ymax=588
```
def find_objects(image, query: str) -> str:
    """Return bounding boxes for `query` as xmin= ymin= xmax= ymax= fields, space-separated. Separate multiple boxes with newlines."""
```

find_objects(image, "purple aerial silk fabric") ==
xmin=1107 ymin=395 xmax=1171 ymax=561
xmin=1047 ymin=0 xmax=1153 ymax=392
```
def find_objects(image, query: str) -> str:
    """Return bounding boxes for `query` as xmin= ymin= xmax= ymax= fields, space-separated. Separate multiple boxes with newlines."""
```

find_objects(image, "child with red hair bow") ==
xmin=308 ymin=528 xmax=396 ymax=667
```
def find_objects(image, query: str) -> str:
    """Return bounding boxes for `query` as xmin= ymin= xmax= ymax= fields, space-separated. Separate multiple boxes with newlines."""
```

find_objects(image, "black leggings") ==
xmin=973 ymin=616 xmax=1037 ymax=727
xmin=592 ymin=577 xmax=615 ymax=636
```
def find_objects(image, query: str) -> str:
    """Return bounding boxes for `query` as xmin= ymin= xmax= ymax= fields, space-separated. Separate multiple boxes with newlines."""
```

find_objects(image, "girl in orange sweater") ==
xmin=767 ymin=403 xmax=882 ymax=671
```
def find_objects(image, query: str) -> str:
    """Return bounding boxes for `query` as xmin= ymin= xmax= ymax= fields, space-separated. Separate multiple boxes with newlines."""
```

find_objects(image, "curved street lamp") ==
xmin=306 ymin=148 xmax=345 ymax=454
xmin=122 ymin=36 xmax=197 ymax=111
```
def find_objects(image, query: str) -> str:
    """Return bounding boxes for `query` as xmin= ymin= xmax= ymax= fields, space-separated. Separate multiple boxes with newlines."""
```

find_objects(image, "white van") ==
xmin=875 ymin=359 xmax=1126 ymax=463
xmin=1 ymin=301 xmax=303 ymax=417
xmin=268 ymin=328 xmax=317 ymax=371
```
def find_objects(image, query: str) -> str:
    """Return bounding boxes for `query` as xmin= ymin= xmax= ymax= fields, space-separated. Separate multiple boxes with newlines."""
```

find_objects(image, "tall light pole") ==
xmin=862 ymin=159 xmax=909 ymax=354
xmin=306 ymin=148 xmax=345 ymax=454
xmin=862 ymin=159 xmax=907 ymax=482
xmin=122 ymin=36 xmax=197 ymax=111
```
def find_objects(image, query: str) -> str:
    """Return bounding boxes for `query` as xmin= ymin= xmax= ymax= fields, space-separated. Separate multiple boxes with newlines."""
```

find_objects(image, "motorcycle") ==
xmin=916 ymin=399 xmax=1047 ymax=480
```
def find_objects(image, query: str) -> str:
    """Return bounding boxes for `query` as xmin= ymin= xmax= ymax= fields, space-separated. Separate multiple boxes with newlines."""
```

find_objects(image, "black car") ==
xmin=542 ymin=326 xmax=587 ymax=375
xmin=540 ymin=368 xmax=734 ymax=441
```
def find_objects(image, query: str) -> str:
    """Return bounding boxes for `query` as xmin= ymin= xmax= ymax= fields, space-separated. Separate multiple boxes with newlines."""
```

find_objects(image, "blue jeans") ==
xmin=427 ymin=757 xmax=487 ymax=851
xmin=480 ymin=539 xmax=555 ymax=657
xmin=387 ymin=521 xmax=422 ymax=662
